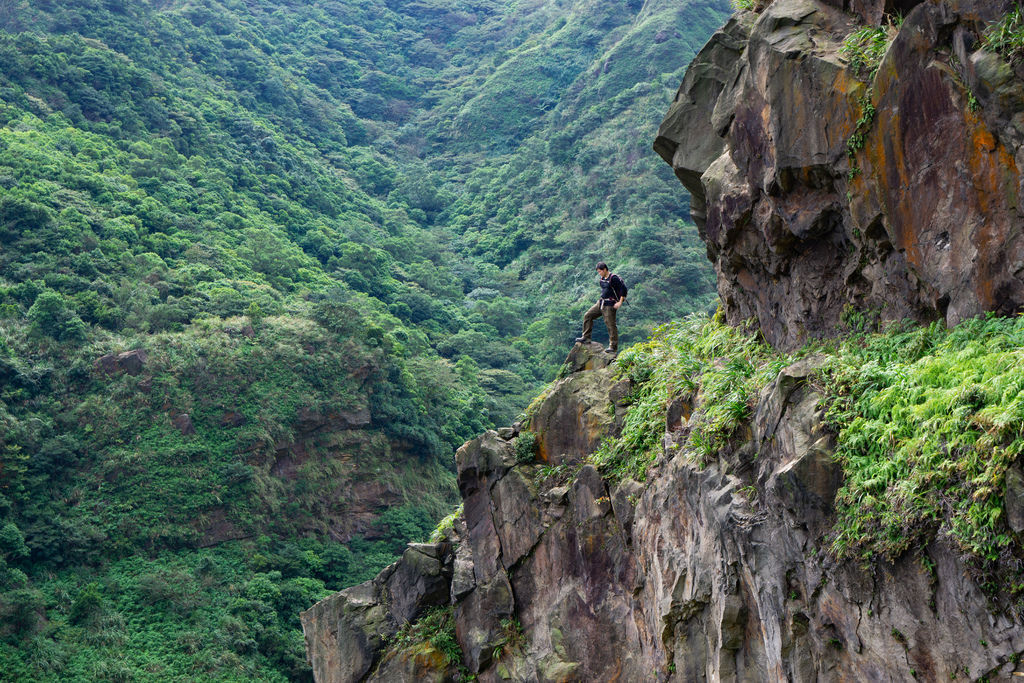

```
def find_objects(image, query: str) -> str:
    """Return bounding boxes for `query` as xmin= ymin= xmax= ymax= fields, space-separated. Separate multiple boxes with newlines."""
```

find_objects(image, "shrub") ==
xmin=69 ymin=582 xmax=104 ymax=624
xmin=0 ymin=588 xmax=44 ymax=638
xmin=512 ymin=430 xmax=538 ymax=464
xmin=27 ymin=290 xmax=88 ymax=341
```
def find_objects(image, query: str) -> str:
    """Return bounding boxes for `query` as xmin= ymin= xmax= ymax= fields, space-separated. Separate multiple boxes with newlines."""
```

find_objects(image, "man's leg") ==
xmin=579 ymin=302 xmax=601 ymax=341
xmin=602 ymin=306 xmax=618 ymax=351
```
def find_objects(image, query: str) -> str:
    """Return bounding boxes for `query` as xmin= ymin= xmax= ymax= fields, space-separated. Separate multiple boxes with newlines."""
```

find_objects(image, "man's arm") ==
xmin=613 ymin=275 xmax=626 ymax=308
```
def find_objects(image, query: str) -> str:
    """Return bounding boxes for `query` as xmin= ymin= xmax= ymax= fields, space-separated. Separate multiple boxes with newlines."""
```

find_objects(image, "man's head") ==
xmin=596 ymin=261 xmax=609 ymax=276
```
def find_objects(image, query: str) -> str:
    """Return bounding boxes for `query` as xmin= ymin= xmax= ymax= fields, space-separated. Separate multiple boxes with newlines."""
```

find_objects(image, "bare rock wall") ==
xmin=655 ymin=0 xmax=1024 ymax=349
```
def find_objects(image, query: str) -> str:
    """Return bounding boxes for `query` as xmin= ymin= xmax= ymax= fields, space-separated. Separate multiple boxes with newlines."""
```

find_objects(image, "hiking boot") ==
xmin=604 ymin=346 xmax=617 ymax=354
xmin=575 ymin=337 xmax=590 ymax=343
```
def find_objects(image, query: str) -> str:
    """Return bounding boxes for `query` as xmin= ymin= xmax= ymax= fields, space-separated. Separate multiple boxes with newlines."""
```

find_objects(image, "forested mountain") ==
xmin=0 ymin=0 xmax=727 ymax=678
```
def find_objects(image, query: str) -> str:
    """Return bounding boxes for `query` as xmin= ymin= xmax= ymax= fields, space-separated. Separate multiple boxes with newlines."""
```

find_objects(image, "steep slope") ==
xmin=655 ymin=0 xmax=1024 ymax=349
xmin=0 ymin=0 xmax=730 ymax=679
xmin=305 ymin=0 xmax=1024 ymax=679
xmin=307 ymin=322 xmax=1024 ymax=681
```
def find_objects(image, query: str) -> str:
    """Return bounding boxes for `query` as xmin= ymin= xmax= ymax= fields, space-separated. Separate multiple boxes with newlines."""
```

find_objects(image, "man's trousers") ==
xmin=581 ymin=301 xmax=617 ymax=350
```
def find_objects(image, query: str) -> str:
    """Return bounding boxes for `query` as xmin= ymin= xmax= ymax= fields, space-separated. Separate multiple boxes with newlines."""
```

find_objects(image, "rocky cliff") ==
xmin=302 ymin=1 xmax=1024 ymax=679
xmin=655 ymin=0 xmax=1024 ymax=349
xmin=303 ymin=343 xmax=1024 ymax=680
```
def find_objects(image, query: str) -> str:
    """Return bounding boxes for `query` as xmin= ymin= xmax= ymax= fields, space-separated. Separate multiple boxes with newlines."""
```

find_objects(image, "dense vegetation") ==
xmin=597 ymin=314 xmax=1024 ymax=597
xmin=592 ymin=313 xmax=783 ymax=483
xmin=0 ymin=0 xmax=726 ymax=678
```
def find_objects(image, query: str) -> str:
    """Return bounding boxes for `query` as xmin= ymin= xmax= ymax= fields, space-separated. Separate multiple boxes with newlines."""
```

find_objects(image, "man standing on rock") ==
xmin=576 ymin=261 xmax=627 ymax=353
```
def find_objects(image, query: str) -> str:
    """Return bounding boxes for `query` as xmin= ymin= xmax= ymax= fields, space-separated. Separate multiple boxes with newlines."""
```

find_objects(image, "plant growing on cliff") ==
xmin=599 ymin=310 xmax=1024 ymax=586
xmin=387 ymin=605 xmax=465 ymax=670
xmin=983 ymin=5 xmax=1024 ymax=63
xmin=513 ymin=430 xmax=539 ymax=464
xmin=429 ymin=503 xmax=464 ymax=543
xmin=730 ymin=0 xmax=771 ymax=12
xmin=492 ymin=617 xmax=526 ymax=662
xmin=824 ymin=315 xmax=1024 ymax=572
xmin=592 ymin=314 xmax=784 ymax=482
xmin=839 ymin=20 xmax=900 ymax=79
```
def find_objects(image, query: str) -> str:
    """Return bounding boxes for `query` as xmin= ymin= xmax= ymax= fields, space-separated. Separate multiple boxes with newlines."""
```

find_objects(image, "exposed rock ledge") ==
xmin=302 ymin=344 xmax=1024 ymax=681
xmin=655 ymin=0 xmax=1024 ymax=350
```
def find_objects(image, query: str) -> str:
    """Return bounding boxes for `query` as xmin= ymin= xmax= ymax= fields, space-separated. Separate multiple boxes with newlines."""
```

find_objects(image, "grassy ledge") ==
xmin=594 ymin=313 xmax=1024 ymax=580
xmin=591 ymin=312 xmax=784 ymax=483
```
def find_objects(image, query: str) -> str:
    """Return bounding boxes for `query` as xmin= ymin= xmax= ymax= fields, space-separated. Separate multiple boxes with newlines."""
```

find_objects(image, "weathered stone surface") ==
xmin=302 ymin=578 xmax=391 ymax=683
xmin=456 ymin=430 xmax=515 ymax=484
xmin=563 ymin=341 xmax=616 ymax=373
xmin=491 ymin=469 xmax=543 ymax=570
xmin=611 ymin=478 xmax=644 ymax=542
xmin=301 ymin=542 xmax=454 ymax=682
xmin=1007 ymin=466 xmax=1024 ymax=534
xmin=369 ymin=642 xmax=450 ymax=683
xmin=657 ymin=0 xmax=1024 ymax=349
xmin=455 ymin=572 xmax=515 ymax=673
xmin=528 ymin=346 xmax=625 ymax=465
xmin=387 ymin=544 xmax=452 ymax=626
xmin=628 ymin=357 xmax=1024 ymax=681
xmin=654 ymin=12 xmax=754 ymax=230
xmin=496 ymin=426 xmax=517 ymax=440
xmin=95 ymin=348 xmax=147 ymax=376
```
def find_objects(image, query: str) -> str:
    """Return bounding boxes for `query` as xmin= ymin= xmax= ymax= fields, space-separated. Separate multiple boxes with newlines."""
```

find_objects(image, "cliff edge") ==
xmin=302 ymin=1 xmax=1024 ymax=679
xmin=302 ymin=341 xmax=1024 ymax=680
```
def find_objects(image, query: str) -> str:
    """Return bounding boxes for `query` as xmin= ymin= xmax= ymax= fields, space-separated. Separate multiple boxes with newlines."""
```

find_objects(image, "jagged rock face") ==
xmin=305 ymin=349 xmax=1024 ymax=681
xmin=655 ymin=0 xmax=1024 ymax=349
xmin=633 ymin=356 xmax=1023 ymax=680
xmin=300 ymin=542 xmax=456 ymax=682
xmin=527 ymin=341 xmax=627 ymax=465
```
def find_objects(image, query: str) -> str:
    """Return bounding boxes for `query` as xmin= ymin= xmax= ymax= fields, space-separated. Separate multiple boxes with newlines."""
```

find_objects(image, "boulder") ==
xmin=301 ymin=542 xmax=455 ymax=683
xmin=527 ymin=346 xmax=624 ymax=465
xmin=170 ymin=413 xmax=195 ymax=436
xmin=94 ymin=349 xmax=147 ymax=376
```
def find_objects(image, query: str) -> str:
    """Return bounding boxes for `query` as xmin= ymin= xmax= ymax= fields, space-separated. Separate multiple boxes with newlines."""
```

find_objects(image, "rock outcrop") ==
xmin=301 ymin=541 xmax=457 ymax=683
xmin=655 ymin=0 xmax=1024 ymax=349
xmin=303 ymin=3 xmax=1024 ymax=679
xmin=94 ymin=348 xmax=147 ymax=376
xmin=303 ymin=344 xmax=1024 ymax=680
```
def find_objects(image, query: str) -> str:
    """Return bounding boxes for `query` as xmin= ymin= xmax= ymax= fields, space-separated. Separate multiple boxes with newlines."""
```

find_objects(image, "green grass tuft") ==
xmin=839 ymin=20 xmax=901 ymax=79
xmin=387 ymin=605 xmax=464 ymax=670
xmin=983 ymin=5 xmax=1024 ymax=63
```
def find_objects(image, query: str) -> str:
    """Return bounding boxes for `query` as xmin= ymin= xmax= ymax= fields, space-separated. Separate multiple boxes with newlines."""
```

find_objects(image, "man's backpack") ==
xmin=611 ymin=273 xmax=628 ymax=301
